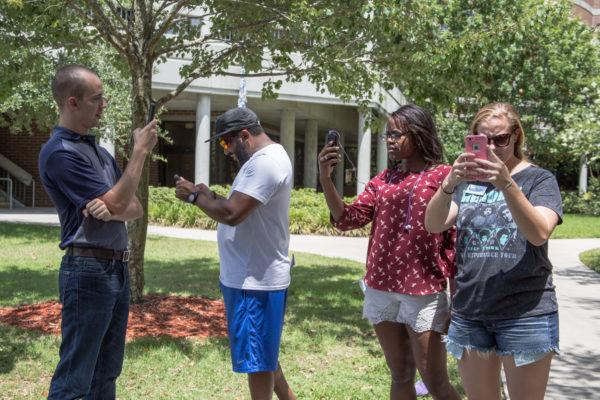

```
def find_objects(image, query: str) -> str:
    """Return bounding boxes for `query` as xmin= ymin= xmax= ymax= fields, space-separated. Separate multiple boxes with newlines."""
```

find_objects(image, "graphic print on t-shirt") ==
xmin=456 ymin=184 xmax=522 ymax=263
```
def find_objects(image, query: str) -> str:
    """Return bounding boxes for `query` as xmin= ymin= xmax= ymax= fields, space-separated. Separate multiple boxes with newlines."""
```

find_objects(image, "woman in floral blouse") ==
xmin=318 ymin=104 xmax=460 ymax=399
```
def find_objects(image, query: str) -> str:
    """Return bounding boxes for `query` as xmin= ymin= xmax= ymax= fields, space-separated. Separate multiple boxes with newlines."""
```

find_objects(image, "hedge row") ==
xmin=562 ymin=178 xmax=600 ymax=216
xmin=148 ymin=186 xmax=371 ymax=236
xmin=149 ymin=178 xmax=600 ymax=236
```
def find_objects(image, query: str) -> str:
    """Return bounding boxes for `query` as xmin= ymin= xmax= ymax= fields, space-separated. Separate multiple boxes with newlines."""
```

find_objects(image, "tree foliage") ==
xmin=0 ymin=0 xmax=393 ymax=301
xmin=371 ymin=0 xmax=600 ymax=169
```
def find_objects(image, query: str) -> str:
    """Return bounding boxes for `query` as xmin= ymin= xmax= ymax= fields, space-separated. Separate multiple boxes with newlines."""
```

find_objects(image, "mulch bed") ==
xmin=0 ymin=294 xmax=228 ymax=340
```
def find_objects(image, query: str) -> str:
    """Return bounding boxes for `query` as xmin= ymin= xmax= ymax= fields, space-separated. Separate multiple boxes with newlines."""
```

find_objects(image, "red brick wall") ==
xmin=0 ymin=126 xmax=54 ymax=207
xmin=115 ymin=152 xmax=160 ymax=187
xmin=573 ymin=1 xmax=600 ymax=27
xmin=0 ymin=126 xmax=161 ymax=208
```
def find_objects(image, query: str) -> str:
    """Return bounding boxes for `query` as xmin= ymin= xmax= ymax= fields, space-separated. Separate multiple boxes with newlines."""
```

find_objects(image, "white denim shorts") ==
xmin=362 ymin=284 xmax=450 ymax=333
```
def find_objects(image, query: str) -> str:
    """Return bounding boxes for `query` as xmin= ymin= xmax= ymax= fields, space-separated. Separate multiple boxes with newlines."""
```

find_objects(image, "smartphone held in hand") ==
xmin=465 ymin=135 xmax=488 ymax=181
xmin=465 ymin=135 xmax=488 ymax=161
xmin=147 ymin=100 xmax=156 ymax=124
xmin=326 ymin=130 xmax=340 ymax=147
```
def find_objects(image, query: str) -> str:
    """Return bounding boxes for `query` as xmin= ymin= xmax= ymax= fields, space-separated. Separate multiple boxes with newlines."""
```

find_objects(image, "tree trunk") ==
xmin=127 ymin=61 xmax=153 ymax=303
xmin=127 ymin=162 xmax=149 ymax=303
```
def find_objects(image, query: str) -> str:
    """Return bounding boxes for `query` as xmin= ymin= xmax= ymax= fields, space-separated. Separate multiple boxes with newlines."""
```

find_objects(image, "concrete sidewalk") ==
xmin=1 ymin=209 xmax=599 ymax=399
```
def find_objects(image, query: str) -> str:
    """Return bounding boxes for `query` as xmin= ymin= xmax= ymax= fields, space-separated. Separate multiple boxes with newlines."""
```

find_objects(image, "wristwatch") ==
xmin=187 ymin=191 xmax=199 ymax=204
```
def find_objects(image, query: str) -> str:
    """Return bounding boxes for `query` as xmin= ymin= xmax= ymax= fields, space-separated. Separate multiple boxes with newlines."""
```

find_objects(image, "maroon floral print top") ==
xmin=333 ymin=164 xmax=456 ymax=295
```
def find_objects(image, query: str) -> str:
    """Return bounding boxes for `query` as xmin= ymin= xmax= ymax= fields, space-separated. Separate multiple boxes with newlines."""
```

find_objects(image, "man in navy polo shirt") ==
xmin=39 ymin=64 xmax=157 ymax=399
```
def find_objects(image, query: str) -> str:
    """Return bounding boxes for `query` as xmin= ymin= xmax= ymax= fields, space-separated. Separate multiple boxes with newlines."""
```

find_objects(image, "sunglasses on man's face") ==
xmin=218 ymin=133 xmax=238 ymax=151
xmin=478 ymin=131 xmax=514 ymax=147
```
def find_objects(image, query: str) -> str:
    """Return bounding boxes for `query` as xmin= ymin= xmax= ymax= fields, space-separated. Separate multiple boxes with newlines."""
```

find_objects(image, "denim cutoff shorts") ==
xmin=445 ymin=311 xmax=559 ymax=367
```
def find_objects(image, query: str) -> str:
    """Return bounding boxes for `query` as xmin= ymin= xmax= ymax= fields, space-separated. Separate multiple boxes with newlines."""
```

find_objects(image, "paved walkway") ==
xmin=1 ymin=209 xmax=599 ymax=399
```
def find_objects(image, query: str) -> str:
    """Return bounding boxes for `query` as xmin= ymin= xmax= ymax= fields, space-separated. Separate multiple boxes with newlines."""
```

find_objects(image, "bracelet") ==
xmin=441 ymin=181 xmax=455 ymax=195
xmin=502 ymin=180 xmax=514 ymax=191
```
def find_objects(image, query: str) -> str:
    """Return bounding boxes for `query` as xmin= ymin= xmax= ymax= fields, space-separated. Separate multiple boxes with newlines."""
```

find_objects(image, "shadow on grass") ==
xmin=0 ymin=324 xmax=46 ymax=374
xmin=144 ymin=257 xmax=221 ymax=299
xmin=286 ymin=259 xmax=372 ymax=343
xmin=0 ymin=223 xmax=61 ymax=244
xmin=0 ymin=265 xmax=58 ymax=306
xmin=124 ymin=335 xmax=230 ymax=362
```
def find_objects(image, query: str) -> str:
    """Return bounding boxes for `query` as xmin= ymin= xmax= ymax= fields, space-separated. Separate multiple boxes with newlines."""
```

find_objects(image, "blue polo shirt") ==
xmin=39 ymin=126 xmax=128 ymax=250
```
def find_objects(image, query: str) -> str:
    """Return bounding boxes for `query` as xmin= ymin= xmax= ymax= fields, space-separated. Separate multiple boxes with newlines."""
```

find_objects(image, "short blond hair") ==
xmin=469 ymin=102 xmax=526 ymax=160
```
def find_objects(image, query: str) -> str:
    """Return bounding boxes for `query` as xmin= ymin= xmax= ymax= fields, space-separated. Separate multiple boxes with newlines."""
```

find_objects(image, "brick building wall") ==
xmin=0 ymin=126 xmax=54 ymax=207
xmin=573 ymin=0 xmax=600 ymax=27
xmin=0 ymin=126 xmax=160 ymax=208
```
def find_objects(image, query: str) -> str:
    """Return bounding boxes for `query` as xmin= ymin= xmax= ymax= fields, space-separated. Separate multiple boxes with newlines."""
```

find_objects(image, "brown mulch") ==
xmin=0 ymin=294 xmax=228 ymax=340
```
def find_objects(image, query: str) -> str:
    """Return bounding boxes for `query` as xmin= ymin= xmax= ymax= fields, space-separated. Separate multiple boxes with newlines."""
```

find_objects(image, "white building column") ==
xmin=579 ymin=154 xmax=588 ymax=194
xmin=334 ymin=133 xmax=345 ymax=195
xmin=303 ymin=119 xmax=318 ymax=189
xmin=195 ymin=94 xmax=211 ymax=184
xmin=357 ymin=110 xmax=372 ymax=195
xmin=100 ymin=135 xmax=115 ymax=158
xmin=377 ymin=118 xmax=388 ymax=172
xmin=280 ymin=109 xmax=296 ymax=170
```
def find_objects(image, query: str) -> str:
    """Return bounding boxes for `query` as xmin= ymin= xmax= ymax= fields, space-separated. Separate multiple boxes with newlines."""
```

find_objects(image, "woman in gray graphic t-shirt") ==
xmin=425 ymin=102 xmax=563 ymax=400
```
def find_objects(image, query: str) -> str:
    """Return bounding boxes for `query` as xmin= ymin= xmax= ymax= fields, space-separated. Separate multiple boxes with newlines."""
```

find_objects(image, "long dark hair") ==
xmin=390 ymin=104 xmax=444 ymax=165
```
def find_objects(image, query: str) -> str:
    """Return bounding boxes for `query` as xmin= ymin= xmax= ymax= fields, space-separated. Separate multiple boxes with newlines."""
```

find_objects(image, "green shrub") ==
xmin=149 ymin=186 xmax=371 ymax=236
xmin=561 ymin=177 xmax=600 ymax=216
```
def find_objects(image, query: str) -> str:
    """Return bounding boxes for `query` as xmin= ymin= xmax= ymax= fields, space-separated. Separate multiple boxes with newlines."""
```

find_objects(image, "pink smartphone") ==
xmin=465 ymin=135 xmax=488 ymax=180
xmin=465 ymin=135 xmax=488 ymax=160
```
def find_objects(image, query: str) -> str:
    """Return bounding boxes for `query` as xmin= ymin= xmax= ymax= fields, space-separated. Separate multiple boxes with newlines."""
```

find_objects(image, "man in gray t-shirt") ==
xmin=175 ymin=108 xmax=296 ymax=400
xmin=452 ymin=166 xmax=563 ymax=320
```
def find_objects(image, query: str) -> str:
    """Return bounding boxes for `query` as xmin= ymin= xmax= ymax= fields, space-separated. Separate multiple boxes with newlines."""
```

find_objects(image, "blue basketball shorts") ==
xmin=220 ymin=283 xmax=288 ymax=373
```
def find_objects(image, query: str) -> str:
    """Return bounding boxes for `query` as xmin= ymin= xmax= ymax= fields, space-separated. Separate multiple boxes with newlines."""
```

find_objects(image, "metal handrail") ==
xmin=0 ymin=177 xmax=13 ymax=209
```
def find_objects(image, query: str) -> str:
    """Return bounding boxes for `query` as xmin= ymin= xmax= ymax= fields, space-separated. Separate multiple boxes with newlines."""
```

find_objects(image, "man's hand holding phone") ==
xmin=133 ymin=120 xmax=158 ymax=155
xmin=175 ymin=176 xmax=196 ymax=202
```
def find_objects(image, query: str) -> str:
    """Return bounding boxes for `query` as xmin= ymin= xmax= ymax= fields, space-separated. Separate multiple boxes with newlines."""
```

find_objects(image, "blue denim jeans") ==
xmin=48 ymin=255 xmax=130 ymax=400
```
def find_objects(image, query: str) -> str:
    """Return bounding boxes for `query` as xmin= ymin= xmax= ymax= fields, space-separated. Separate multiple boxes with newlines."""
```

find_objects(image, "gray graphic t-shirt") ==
xmin=451 ymin=166 xmax=563 ymax=320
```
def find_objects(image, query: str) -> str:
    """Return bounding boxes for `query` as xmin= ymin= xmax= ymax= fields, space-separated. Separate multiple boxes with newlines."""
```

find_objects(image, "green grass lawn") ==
xmin=580 ymin=248 xmax=600 ymax=274
xmin=0 ymin=223 xmax=463 ymax=399
xmin=551 ymin=214 xmax=600 ymax=239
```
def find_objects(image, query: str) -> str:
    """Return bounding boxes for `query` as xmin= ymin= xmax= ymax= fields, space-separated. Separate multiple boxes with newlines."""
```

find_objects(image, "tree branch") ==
xmin=66 ymin=1 xmax=127 ymax=54
xmin=155 ymin=43 xmax=247 ymax=107
xmin=150 ymin=0 xmax=194 ymax=53
xmin=224 ymin=0 xmax=294 ymax=23
xmin=102 ymin=0 xmax=130 ymax=33
xmin=156 ymin=15 xmax=277 ymax=57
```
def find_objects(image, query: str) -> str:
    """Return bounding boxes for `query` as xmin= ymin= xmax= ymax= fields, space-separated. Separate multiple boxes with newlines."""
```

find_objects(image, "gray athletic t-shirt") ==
xmin=451 ymin=166 xmax=563 ymax=320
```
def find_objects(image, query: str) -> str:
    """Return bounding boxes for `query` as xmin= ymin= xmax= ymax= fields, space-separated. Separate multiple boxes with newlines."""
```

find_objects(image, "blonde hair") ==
xmin=469 ymin=102 xmax=526 ymax=160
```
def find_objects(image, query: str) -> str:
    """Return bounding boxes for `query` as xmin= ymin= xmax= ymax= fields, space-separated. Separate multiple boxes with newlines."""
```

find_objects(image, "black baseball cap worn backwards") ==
xmin=205 ymin=107 xmax=262 ymax=143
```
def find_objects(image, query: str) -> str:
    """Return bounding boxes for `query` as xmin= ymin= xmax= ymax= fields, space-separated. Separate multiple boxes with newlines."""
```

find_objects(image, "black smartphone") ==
xmin=326 ymin=130 xmax=340 ymax=146
xmin=147 ymin=100 xmax=156 ymax=124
